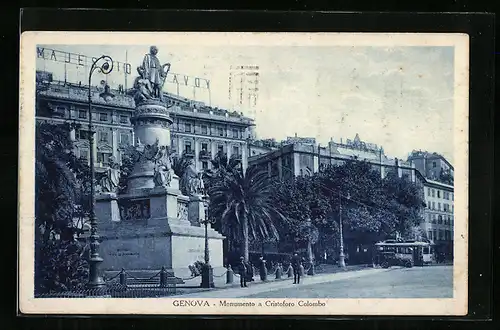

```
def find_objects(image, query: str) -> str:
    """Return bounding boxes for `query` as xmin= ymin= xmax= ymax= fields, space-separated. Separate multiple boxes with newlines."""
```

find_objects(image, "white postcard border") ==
xmin=19 ymin=32 xmax=469 ymax=315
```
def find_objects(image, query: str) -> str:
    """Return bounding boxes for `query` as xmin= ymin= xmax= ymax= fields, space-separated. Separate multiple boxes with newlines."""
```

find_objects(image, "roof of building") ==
xmin=408 ymin=150 xmax=454 ymax=170
xmin=36 ymin=77 xmax=255 ymax=126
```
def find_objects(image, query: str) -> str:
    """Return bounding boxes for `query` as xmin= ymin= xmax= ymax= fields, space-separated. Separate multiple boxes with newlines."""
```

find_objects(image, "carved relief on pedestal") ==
xmin=177 ymin=201 xmax=188 ymax=222
xmin=119 ymin=199 xmax=151 ymax=221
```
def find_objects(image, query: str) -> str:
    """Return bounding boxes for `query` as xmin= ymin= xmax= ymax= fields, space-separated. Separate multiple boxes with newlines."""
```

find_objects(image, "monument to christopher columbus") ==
xmin=95 ymin=46 xmax=224 ymax=282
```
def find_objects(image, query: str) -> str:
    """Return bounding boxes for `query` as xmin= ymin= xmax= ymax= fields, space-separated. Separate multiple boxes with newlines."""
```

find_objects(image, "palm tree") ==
xmin=171 ymin=154 xmax=193 ymax=178
xmin=208 ymin=165 xmax=285 ymax=262
xmin=210 ymin=151 xmax=241 ymax=173
xmin=204 ymin=151 xmax=242 ymax=187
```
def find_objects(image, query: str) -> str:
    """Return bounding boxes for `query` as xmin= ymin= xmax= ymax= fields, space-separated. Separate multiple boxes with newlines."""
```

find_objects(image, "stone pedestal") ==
xmin=97 ymin=87 xmax=225 ymax=282
xmin=95 ymin=192 xmax=120 ymax=223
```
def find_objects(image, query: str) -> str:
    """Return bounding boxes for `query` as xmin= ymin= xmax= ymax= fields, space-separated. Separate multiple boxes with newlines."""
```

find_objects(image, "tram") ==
xmin=373 ymin=239 xmax=435 ymax=268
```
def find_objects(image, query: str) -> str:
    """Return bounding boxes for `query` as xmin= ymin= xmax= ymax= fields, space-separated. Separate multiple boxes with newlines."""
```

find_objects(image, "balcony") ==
xmin=183 ymin=149 xmax=195 ymax=158
xmin=199 ymin=150 xmax=212 ymax=159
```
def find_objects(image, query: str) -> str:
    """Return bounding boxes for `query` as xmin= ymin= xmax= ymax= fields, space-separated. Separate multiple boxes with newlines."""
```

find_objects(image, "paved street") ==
xmin=243 ymin=265 xmax=453 ymax=299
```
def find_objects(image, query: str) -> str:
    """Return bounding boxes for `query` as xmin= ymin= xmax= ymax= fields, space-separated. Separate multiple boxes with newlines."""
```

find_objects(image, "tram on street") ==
xmin=373 ymin=239 xmax=435 ymax=268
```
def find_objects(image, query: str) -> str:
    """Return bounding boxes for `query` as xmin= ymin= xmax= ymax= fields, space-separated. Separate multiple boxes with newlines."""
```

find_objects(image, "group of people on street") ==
xmin=237 ymin=252 xmax=305 ymax=288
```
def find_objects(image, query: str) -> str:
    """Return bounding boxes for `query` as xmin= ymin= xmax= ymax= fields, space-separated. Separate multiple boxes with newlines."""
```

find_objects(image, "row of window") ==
xmin=378 ymin=246 xmax=433 ymax=254
xmin=178 ymin=122 xmax=243 ymax=139
xmin=427 ymin=187 xmax=453 ymax=200
xmin=428 ymin=229 xmax=453 ymax=241
xmin=427 ymin=201 xmax=454 ymax=213
xmin=427 ymin=213 xmax=454 ymax=226
xmin=78 ymin=110 xmax=129 ymax=124
xmin=77 ymin=111 xmax=245 ymax=138
xmin=76 ymin=129 xmax=131 ymax=145
xmin=181 ymin=141 xmax=241 ymax=157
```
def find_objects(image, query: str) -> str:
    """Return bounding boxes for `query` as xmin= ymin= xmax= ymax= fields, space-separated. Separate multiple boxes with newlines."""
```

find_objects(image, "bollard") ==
xmin=160 ymin=266 xmax=167 ymax=288
xmin=275 ymin=264 xmax=282 ymax=279
xmin=226 ymin=265 xmax=234 ymax=284
xmin=287 ymin=264 xmax=293 ymax=278
xmin=119 ymin=268 xmax=127 ymax=286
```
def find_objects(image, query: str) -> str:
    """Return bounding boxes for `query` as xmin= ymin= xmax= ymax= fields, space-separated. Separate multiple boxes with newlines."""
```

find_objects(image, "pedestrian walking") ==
xmin=238 ymin=257 xmax=248 ymax=287
xmin=292 ymin=252 xmax=301 ymax=284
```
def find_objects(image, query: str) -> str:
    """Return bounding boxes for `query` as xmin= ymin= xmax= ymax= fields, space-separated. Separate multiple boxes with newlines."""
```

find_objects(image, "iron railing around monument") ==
xmin=35 ymin=267 xmax=177 ymax=298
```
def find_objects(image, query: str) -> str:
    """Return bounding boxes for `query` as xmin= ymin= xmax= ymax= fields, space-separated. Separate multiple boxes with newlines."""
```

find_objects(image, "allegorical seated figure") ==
xmin=153 ymin=164 xmax=172 ymax=188
xmin=98 ymin=156 xmax=121 ymax=193
xmin=132 ymin=72 xmax=154 ymax=104
xmin=180 ymin=165 xmax=205 ymax=196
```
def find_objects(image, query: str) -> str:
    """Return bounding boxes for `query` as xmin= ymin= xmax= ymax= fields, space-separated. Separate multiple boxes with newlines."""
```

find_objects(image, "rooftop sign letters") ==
xmin=36 ymin=47 xmax=210 ymax=90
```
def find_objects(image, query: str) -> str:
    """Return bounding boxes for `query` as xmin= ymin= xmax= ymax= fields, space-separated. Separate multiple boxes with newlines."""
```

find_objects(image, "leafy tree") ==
xmin=35 ymin=122 xmax=91 ymax=293
xmin=270 ymin=175 xmax=334 ymax=259
xmin=117 ymin=150 xmax=135 ymax=194
xmin=35 ymin=236 xmax=90 ymax=294
xmin=208 ymin=165 xmax=285 ymax=262
xmin=316 ymin=161 xmax=425 ymax=252
xmin=35 ymin=122 xmax=87 ymax=242
xmin=380 ymin=171 xmax=426 ymax=238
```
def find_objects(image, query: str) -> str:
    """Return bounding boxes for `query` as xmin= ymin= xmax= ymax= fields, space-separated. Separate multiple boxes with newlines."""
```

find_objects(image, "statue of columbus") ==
xmin=137 ymin=45 xmax=171 ymax=99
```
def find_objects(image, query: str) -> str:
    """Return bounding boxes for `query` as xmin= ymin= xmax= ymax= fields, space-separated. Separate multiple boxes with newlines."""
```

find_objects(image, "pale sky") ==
xmin=36 ymin=44 xmax=455 ymax=164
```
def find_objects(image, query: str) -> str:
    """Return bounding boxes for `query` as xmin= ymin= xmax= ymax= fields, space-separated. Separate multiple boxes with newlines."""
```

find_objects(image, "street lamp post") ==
xmin=87 ymin=55 xmax=114 ymax=288
xmin=338 ymin=191 xmax=349 ymax=269
xmin=200 ymin=195 xmax=215 ymax=288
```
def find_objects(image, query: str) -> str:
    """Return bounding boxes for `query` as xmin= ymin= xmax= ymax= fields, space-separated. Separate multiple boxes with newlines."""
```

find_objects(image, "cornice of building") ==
xmin=36 ymin=81 xmax=255 ymax=126
xmin=424 ymin=179 xmax=454 ymax=190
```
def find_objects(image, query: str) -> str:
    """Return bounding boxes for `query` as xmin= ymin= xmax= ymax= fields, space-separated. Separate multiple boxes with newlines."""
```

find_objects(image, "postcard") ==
xmin=19 ymin=31 xmax=469 ymax=315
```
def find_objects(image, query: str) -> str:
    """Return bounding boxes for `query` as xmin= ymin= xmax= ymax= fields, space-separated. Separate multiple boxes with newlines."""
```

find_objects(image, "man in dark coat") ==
xmin=246 ymin=261 xmax=254 ymax=282
xmin=238 ymin=257 xmax=248 ymax=287
xmin=292 ymin=252 xmax=301 ymax=284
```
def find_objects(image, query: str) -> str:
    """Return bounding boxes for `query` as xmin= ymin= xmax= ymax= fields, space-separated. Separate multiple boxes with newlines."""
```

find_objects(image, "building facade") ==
xmin=421 ymin=179 xmax=454 ymax=259
xmin=35 ymin=72 xmax=255 ymax=173
xmin=407 ymin=150 xmax=454 ymax=260
xmin=249 ymin=133 xmax=422 ymax=185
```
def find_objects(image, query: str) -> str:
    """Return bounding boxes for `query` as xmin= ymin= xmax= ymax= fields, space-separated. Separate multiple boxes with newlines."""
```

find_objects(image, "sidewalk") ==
xmin=174 ymin=267 xmax=392 ymax=298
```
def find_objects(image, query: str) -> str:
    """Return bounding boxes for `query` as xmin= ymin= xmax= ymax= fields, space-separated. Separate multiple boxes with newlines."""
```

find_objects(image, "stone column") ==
xmin=293 ymin=153 xmax=301 ymax=176
xmin=127 ymin=100 xmax=173 ymax=194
